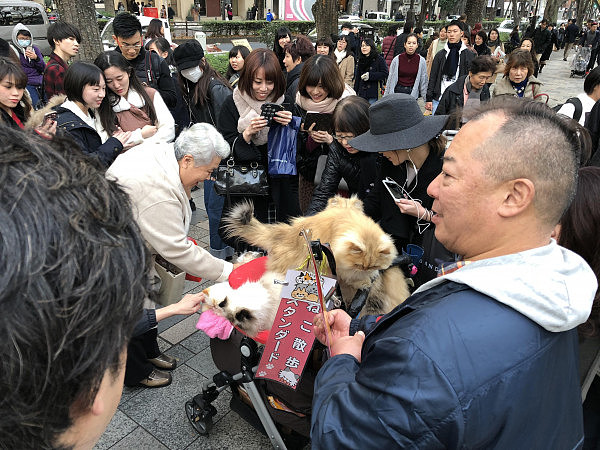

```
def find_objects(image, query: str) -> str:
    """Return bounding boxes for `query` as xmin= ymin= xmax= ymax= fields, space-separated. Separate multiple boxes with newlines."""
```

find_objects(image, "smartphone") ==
xmin=26 ymin=46 xmax=33 ymax=53
xmin=304 ymin=112 xmax=333 ymax=132
xmin=42 ymin=111 xmax=57 ymax=127
xmin=260 ymin=102 xmax=284 ymax=126
xmin=382 ymin=178 xmax=407 ymax=202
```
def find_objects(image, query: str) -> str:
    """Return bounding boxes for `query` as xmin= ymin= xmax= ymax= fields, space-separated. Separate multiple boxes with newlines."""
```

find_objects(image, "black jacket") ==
xmin=55 ymin=105 xmax=123 ymax=167
xmin=186 ymin=78 xmax=232 ymax=129
xmin=354 ymin=54 xmax=388 ymax=100
xmin=0 ymin=104 xmax=27 ymax=130
xmin=117 ymin=46 xmax=177 ymax=108
xmin=306 ymin=142 xmax=378 ymax=215
xmin=294 ymin=104 xmax=329 ymax=181
xmin=426 ymin=46 xmax=475 ymax=102
xmin=580 ymin=30 xmax=600 ymax=49
xmin=584 ymin=99 xmax=600 ymax=166
xmin=285 ymin=62 xmax=303 ymax=100
xmin=566 ymin=23 xmax=580 ymax=43
xmin=363 ymin=150 xmax=442 ymax=243
xmin=435 ymin=74 xmax=491 ymax=121
xmin=532 ymin=27 xmax=551 ymax=53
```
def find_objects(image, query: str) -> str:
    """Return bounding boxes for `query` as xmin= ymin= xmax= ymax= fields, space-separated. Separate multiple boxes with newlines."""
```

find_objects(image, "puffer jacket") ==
xmin=306 ymin=142 xmax=378 ymax=215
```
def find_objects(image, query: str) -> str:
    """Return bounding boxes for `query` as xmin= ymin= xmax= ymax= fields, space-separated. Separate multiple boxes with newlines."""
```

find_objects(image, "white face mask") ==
xmin=341 ymin=29 xmax=349 ymax=35
xmin=181 ymin=66 xmax=203 ymax=83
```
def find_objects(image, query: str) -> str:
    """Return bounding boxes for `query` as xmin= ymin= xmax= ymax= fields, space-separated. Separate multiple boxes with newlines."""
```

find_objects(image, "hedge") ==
xmin=206 ymin=53 xmax=230 ymax=76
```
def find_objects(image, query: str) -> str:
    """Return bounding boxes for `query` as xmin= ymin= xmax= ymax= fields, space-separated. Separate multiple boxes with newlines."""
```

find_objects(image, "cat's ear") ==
xmin=218 ymin=296 xmax=228 ymax=308
xmin=347 ymin=195 xmax=364 ymax=211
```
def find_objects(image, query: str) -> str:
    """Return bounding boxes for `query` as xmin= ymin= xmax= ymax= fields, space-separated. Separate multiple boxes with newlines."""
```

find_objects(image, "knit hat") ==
xmin=173 ymin=40 xmax=204 ymax=70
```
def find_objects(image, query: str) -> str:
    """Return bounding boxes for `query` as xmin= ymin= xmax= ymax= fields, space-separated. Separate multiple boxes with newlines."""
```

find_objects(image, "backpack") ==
xmin=553 ymin=97 xmax=583 ymax=122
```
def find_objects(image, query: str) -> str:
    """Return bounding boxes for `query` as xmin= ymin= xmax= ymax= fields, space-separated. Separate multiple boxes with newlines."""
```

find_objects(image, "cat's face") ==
xmin=333 ymin=230 xmax=397 ymax=274
xmin=202 ymin=282 xmax=262 ymax=337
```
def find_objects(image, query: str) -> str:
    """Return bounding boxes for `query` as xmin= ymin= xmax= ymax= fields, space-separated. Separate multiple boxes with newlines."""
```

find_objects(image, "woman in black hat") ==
xmin=350 ymin=93 xmax=447 ymax=253
xmin=173 ymin=40 xmax=234 ymax=260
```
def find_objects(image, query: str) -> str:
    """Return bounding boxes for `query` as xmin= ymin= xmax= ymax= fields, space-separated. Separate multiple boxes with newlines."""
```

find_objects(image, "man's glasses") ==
xmin=119 ymin=40 xmax=142 ymax=50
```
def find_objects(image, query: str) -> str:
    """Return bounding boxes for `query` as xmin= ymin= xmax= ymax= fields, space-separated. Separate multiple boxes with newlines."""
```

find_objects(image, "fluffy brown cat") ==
xmin=222 ymin=196 xmax=409 ymax=315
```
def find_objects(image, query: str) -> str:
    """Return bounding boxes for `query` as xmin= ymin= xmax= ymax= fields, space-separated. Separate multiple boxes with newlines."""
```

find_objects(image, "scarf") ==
xmin=487 ymin=38 xmax=501 ymax=49
xmin=295 ymin=83 xmax=356 ymax=113
xmin=510 ymin=78 xmax=528 ymax=98
xmin=442 ymin=42 xmax=461 ymax=78
xmin=233 ymin=87 xmax=284 ymax=146
xmin=474 ymin=42 xmax=488 ymax=56
xmin=357 ymin=51 xmax=376 ymax=75
xmin=334 ymin=49 xmax=347 ymax=64
xmin=462 ymin=76 xmax=482 ymax=122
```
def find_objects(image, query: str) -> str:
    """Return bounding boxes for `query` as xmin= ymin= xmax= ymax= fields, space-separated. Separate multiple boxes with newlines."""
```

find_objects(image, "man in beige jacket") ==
xmin=107 ymin=123 xmax=234 ymax=387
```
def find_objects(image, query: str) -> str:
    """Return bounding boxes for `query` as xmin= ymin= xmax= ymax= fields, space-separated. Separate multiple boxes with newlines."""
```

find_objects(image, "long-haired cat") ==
xmin=222 ymin=196 xmax=409 ymax=315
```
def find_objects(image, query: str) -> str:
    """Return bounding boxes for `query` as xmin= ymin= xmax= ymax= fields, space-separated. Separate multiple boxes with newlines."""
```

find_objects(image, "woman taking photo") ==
xmin=217 ymin=48 xmax=295 ymax=242
xmin=384 ymin=33 xmax=428 ymax=99
xmin=492 ymin=49 xmax=545 ymax=101
xmin=273 ymin=26 xmax=292 ymax=72
xmin=334 ymin=34 xmax=355 ymax=86
xmin=295 ymin=54 xmax=355 ymax=212
xmin=355 ymin=38 xmax=388 ymax=104
xmin=225 ymin=44 xmax=250 ymax=87
xmin=174 ymin=40 xmax=233 ymax=259
xmin=95 ymin=51 xmax=175 ymax=145
xmin=306 ymin=96 xmax=378 ymax=215
xmin=473 ymin=30 xmax=491 ymax=56
xmin=53 ymin=62 xmax=131 ymax=167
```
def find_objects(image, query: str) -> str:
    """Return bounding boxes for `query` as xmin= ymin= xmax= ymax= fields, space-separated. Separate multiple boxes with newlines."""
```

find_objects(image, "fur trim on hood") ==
xmin=25 ymin=94 xmax=66 ymax=129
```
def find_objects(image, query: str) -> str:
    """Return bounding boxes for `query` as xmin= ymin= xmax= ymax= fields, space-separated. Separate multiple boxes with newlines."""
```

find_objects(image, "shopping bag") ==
xmin=268 ymin=116 xmax=301 ymax=176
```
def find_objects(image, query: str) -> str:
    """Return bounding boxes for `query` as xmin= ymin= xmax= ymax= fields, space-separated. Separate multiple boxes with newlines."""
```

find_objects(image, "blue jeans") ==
xmin=432 ymin=99 xmax=440 ymax=115
xmin=26 ymin=85 xmax=41 ymax=108
xmin=203 ymin=180 xmax=234 ymax=259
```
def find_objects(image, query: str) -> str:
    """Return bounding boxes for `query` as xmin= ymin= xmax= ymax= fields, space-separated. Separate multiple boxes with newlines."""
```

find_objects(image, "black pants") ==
xmin=124 ymin=328 xmax=161 ymax=386
xmin=587 ymin=48 xmax=600 ymax=71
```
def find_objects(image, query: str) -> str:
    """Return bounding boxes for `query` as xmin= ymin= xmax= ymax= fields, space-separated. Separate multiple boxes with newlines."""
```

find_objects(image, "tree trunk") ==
xmin=544 ymin=0 xmax=560 ymax=22
xmin=464 ymin=0 xmax=485 ymax=25
xmin=511 ymin=0 xmax=518 ymax=24
xmin=105 ymin=0 xmax=115 ymax=15
xmin=416 ymin=0 xmax=426 ymax=26
xmin=576 ymin=0 xmax=590 ymax=27
xmin=314 ymin=0 xmax=338 ymax=39
xmin=55 ymin=0 xmax=102 ymax=62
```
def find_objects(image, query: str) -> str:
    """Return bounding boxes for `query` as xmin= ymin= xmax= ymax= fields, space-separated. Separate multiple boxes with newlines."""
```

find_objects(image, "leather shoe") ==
xmin=148 ymin=353 xmax=177 ymax=370
xmin=139 ymin=369 xmax=172 ymax=388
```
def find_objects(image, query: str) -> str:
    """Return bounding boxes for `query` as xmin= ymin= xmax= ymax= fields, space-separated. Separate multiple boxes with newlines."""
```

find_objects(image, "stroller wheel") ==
xmin=185 ymin=398 xmax=217 ymax=436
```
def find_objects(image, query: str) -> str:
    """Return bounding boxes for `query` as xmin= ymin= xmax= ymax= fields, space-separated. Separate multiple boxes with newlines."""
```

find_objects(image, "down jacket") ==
xmin=311 ymin=241 xmax=596 ymax=448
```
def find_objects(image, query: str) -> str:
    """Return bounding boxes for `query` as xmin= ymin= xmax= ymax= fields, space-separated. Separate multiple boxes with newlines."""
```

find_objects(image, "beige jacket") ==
xmin=426 ymin=38 xmax=447 ymax=77
xmin=338 ymin=54 xmax=355 ymax=86
xmin=106 ymin=143 xmax=232 ymax=282
xmin=491 ymin=75 xmax=546 ymax=102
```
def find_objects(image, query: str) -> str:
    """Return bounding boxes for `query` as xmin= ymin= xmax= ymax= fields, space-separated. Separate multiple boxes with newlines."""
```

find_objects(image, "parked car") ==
xmin=339 ymin=14 xmax=361 ymax=21
xmin=0 ymin=0 xmax=50 ymax=54
xmin=498 ymin=18 xmax=529 ymax=33
xmin=101 ymin=16 xmax=172 ymax=51
xmin=365 ymin=11 xmax=390 ymax=21
xmin=446 ymin=14 xmax=460 ymax=21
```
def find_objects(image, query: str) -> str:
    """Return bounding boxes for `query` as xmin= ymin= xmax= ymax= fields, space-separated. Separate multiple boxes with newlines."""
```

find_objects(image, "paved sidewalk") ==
xmin=95 ymin=53 xmax=585 ymax=450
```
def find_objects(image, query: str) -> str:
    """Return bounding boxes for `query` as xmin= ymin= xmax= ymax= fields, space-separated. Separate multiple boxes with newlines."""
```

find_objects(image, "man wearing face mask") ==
xmin=112 ymin=13 xmax=177 ymax=108
xmin=11 ymin=23 xmax=45 ymax=107
xmin=341 ymin=22 xmax=359 ymax=57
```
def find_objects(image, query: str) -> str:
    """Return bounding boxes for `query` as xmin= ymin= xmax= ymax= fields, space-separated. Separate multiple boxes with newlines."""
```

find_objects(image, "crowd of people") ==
xmin=0 ymin=10 xmax=599 ymax=450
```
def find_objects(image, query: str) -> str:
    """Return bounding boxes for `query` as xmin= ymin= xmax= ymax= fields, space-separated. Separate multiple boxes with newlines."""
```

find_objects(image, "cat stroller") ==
xmin=184 ymin=239 xmax=413 ymax=448
xmin=571 ymin=46 xmax=591 ymax=78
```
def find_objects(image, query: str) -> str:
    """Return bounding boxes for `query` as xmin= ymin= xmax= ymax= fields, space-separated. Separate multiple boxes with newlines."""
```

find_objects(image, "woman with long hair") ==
xmin=145 ymin=18 xmax=164 ymax=42
xmin=316 ymin=36 xmax=335 ymax=57
xmin=335 ymin=34 xmax=355 ymax=86
xmin=296 ymin=54 xmax=355 ymax=212
xmin=273 ymin=26 xmax=292 ymax=72
xmin=217 ymin=48 xmax=295 ymax=248
xmin=306 ymin=96 xmax=378 ymax=214
xmin=95 ymin=51 xmax=175 ymax=145
xmin=354 ymin=38 xmax=388 ymax=104
xmin=487 ymin=28 xmax=505 ymax=83
xmin=473 ymin=30 xmax=491 ymax=56
xmin=225 ymin=44 xmax=250 ymax=87
xmin=520 ymin=37 xmax=539 ymax=77
xmin=384 ymin=33 xmax=428 ymax=99
xmin=0 ymin=56 xmax=32 ymax=129
xmin=174 ymin=40 xmax=233 ymax=259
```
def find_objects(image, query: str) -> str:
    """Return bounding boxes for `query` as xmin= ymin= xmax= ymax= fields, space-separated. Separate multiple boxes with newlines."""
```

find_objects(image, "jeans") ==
xmin=26 ymin=85 xmax=41 ymax=108
xmin=432 ymin=99 xmax=440 ymax=114
xmin=203 ymin=179 xmax=233 ymax=259
xmin=394 ymin=85 xmax=413 ymax=95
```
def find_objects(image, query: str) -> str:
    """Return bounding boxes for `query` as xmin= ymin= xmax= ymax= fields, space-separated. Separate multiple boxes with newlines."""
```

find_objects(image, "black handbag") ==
xmin=214 ymin=156 xmax=269 ymax=198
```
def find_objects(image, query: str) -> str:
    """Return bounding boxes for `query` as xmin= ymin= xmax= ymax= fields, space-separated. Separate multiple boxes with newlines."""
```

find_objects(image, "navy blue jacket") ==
xmin=354 ymin=54 xmax=388 ymax=100
xmin=311 ymin=281 xmax=584 ymax=449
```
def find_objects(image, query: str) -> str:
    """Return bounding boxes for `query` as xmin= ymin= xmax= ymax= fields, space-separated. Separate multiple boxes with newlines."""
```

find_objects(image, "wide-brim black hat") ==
xmin=349 ymin=93 xmax=448 ymax=152
xmin=173 ymin=40 xmax=205 ymax=70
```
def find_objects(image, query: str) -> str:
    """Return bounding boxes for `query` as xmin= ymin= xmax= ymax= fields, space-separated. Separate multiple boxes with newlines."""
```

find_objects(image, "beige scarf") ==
xmin=233 ymin=87 xmax=285 ymax=146
xmin=295 ymin=83 xmax=356 ymax=113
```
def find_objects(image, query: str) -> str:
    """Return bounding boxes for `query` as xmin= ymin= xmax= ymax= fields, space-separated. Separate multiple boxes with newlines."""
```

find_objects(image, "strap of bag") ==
xmin=384 ymin=36 xmax=397 ymax=61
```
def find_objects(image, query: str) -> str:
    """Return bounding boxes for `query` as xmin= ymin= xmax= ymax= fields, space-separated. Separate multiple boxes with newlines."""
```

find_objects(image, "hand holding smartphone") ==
xmin=42 ymin=111 xmax=57 ymax=127
xmin=304 ymin=112 xmax=333 ymax=132
xmin=260 ymin=102 xmax=284 ymax=126
xmin=382 ymin=178 xmax=407 ymax=202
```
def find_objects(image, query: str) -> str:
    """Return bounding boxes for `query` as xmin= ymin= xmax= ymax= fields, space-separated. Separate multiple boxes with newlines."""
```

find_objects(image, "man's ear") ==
xmin=497 ymin=178 xmax=535 ymax=218
xmin=112 ymin=35 xmax=118 ymax=45
xmin=90 ymin=390 xmax=105 ymax=417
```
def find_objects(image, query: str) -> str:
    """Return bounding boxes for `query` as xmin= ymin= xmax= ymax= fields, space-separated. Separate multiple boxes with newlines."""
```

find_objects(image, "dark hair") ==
xmin=558 ymin=166 xmax=600 ymax=338
xmin=459 ymin=13 xmax=467 ymax=20
xmin=387 ymin=25 xmax=398 ymax=36
xmin=316 ymin=36 xmax=335 ymax=55
xmin=16 ymin=29 xmax=31 ymax=38
xmin=332 ymin=95 xmax=370 ymax=135
xmin=414 ymin=27 xmax=423 ymax=34
xmin=64 ymin=62 xmax=103 ymax=104
xmin=145 ymin=18 xmax=163 ymax=40
xmin=476 ymin=30 xmax=488 ymax=43
xmin=47 ymin=21 xmax=81 ymax=50
xmin=298 ymin=55 xmax=344 ymax=100
xmin=113 ymin=12 xmax=142 ymax=39
xmin=520 ymin=37 xmax=538 ymax=65
xmin=0 ymin=57 xmax=30 ymax=119
xmin=341 ymin=22 xmax=352 ymax=30
xmin=403 ymin=21 xmax=414 ymax=34
xmin=273 ymin=26 xmax=292 ymax=62
xmin=178 ymin=54 xmax=230 ymax=107
xmin=226 ymin=45 xmax=250 ymax=79
xmin=359 ymin=38 xmax=378 ymax=57
xmin=147 ymin=37 xmax=175 ymax=66
xmin=488 ymin=28 xmax=500 ymax=42
xmin=0 ymin=127 xmax=149 ymax=447
xmin=238 ymin=49 xmax=285 ymax=101
xmin=405 ymin=32 xmax=419 ymax=45
xmin=448 ymin=20 xmax=463 ymax=31
xmin=469 ymin=55 xmax=496 ymax=74
xmin=504 ymin=48 xmax=535 ymax=78
xmin=94 ymin=51 xmax=158 ymax=134
xmin=284 ymin=35 xmax=315 ymax=63
xmin=584 ymin=66 xmax=600 ymax=94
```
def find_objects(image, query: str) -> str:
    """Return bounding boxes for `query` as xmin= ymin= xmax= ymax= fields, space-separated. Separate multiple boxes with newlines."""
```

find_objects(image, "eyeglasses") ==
xmin=333 ymin=134 xmax=354 ymax=142
xmin=119 ymin=40 xmax=142 ymax=50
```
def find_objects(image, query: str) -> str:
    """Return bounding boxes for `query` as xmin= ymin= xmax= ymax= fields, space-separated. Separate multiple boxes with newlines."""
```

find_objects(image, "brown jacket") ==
xmin=491 ymin=75 xmax=546 ymax=102
xmin=338 ymin=54 xmax=355 ymax=86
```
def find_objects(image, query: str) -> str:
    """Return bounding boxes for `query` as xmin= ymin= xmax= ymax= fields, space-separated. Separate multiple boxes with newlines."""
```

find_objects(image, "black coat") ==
xmin=55 ymin=106 xmax=123 ymax=167
xmin=354 ymin=54 xmax=388 ymax=100
xmin=306 ymin=142 xmax=378 ymax=215
xmin=294 ymin=104 xmax=329 ymax=182
xmin=363 ymin=150 xmax=442 ymax=246
xmin=532 ymin=27 xmax=551 ymax=53
xmin=186 ymin=78 xmax=232 ymax=129
xmin=566 ymin=23 xmax=580 ymax=43
xmin=0 ymin=105 xmax=27 ymax=130
xmin=435 ymin=74 xmax=491 ymax=121
xmin=426 ymin=47 xmax=475 ymax=102
xmin=285 ymin=62 xmax=303 ymax=100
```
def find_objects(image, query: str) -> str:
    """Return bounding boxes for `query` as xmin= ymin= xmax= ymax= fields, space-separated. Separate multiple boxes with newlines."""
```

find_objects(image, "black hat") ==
xmin=349 ymin=94 xmax=448 ymax=152
xmin=173 ymin=40 xmax=204 ymax=70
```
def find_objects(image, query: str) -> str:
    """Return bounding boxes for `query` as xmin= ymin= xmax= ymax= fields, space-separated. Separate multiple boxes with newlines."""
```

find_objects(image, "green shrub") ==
xmin=206 ymin=53 xmax=230 ymax=76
